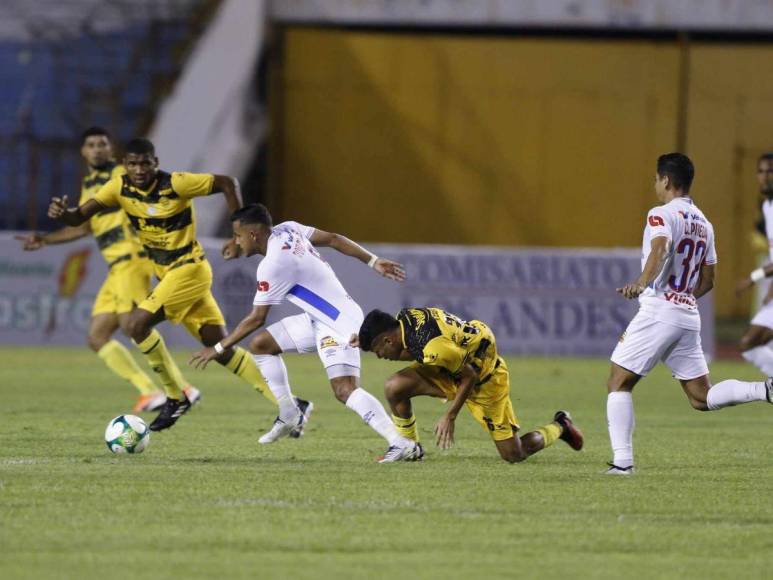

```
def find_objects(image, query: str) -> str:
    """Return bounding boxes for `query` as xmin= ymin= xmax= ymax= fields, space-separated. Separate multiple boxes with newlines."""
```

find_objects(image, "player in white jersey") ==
xmin=189 ymin=204 xmax=423 ymax=463
xmin=605 ymin=153 xmax=773 ymax=475
xmin=735 ymin=153 xmax=773 ymax=375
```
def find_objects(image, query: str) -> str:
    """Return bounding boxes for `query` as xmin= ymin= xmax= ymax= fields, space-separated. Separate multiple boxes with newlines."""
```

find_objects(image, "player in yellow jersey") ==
xmin=17 ymin=127 xmax=197 ymax=412
xmin=356 ymin=307 xmax=584 ymax=462
xmin=48 ymin=137 xmax=296 ymax=432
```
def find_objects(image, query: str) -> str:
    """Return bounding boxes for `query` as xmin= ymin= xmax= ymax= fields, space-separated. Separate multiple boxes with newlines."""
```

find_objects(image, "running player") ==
xmin=356 ymin=307 xmax=584 ymax=462
xmin=606 ymin=153 xmax=773 ymax=475
xmin=735 ymin=153 xmax=773 ymax=374
xmin=189 ymin=204 xmax=421 ymax=462
xmin=17 ymin=127 xmax=196 ymax=412
xmin=47 ymin=138 xmax=284 ymax=431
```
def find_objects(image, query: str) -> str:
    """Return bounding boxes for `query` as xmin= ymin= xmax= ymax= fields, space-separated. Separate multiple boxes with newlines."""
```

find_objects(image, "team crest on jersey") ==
xmin=257 ymin=281 xmax=270 ymax=292
xmin=319 ymin=336 xmax=338 ymax=349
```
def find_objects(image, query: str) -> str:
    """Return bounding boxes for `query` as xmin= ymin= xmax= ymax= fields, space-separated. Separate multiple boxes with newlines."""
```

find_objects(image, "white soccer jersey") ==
xmin=763 ymin=199 xmax=773 ymax=261
xmin=637 ymin=197 xmax=717 ymax=330
xmin=253 ymin=221 xmax=364 ymax=341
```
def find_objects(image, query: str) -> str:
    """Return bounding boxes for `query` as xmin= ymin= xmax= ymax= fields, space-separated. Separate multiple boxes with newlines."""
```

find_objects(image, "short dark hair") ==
xmin=759 ymin=152 xmax=773 ymax=164
xmin=125 ymin=138 xmax=155 ymax=156
xmin=230 ymin=203 xmax=273 ymax=227
xmin=358 ymin=309 xmax=399 ymax=351
xmin=80 ymin=126 xmax=110 ymax=145
xmin=657 ymin=153 xmax=695 ymax=193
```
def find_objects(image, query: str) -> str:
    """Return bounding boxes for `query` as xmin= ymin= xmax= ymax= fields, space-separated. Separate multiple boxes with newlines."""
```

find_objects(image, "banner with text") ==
xmin=0 ymin=235 xmax=714 ymax=358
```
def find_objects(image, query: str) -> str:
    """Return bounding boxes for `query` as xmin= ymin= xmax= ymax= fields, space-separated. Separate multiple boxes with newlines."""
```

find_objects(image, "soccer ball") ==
xmin=104 ymin=415 xmax=150 ymax=454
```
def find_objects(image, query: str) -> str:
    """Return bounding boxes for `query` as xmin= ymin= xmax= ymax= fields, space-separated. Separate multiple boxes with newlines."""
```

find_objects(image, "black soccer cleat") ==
xmin=554 ymin=410 xmax=584 ymax=451
xmin=149 ymin=395 xmax=192 ymax=432
xmin=289 ymin=397 xmax=314 ymax=439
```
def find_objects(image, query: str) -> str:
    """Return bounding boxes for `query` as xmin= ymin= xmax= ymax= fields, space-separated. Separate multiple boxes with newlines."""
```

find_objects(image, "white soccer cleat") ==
xmin=289 ymin=398 xmax=314 ymax=439
xmin=378 ymin=440 xmax=424 ymax=463
xmin=259 ymin=411 xmax=303 ymax=444
xmin=604 ymin=462 xmax=635 ymax=475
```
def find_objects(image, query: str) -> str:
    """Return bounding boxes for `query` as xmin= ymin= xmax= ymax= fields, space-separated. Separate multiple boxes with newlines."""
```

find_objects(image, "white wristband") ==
xmin=751 ymin=268 xmax=766 ymax=283
xmin=367 ymin=254 xmax=378 ymax=268
xmin=213 ymin=342 xmax=225 ymax=354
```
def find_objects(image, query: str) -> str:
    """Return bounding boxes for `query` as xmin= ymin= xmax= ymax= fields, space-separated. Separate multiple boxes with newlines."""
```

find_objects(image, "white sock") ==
xmin=607 ymin=391 xmax=635 ymax=468
xmin=253 ymin=354 xmax=297 ymax=421
xmin=707 ymin=379 xmax=768 ymax=410
xmin=742 ymin=346 xmax=773 ymax=376
xmin=345 ymin=387 xmax=402 ymax=445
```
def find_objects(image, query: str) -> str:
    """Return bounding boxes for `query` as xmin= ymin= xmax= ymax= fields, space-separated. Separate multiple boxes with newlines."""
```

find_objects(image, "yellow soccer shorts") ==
xmin=92 ymin=258 xmax=153 ymax=316
xmin=138 ymin=259 xmax=225 ymax=336
xmin=413 ymin=358 xmax=520 ymax=441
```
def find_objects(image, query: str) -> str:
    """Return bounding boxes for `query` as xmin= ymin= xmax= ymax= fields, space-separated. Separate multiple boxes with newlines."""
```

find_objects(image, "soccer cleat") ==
xmin=289 ymin=397 xmax=314 ymax=439
xmin=183 ymin=385 xmax=202 ymax=407
xmin=132 ymin=391 xmax=166 ymax=413
xmin=554 ymin=410 xmax=584 ymax=451
xmin=378 ymin=439 xmax=423 ymax=463
xmin=765 ymin=378 xmax=773 ymax=403
xmin=149 ymin=395 xmax=192 ymax=432
xmin=604 ymin=462 xmax=635 ymax=475
xmin=259 ymin=409 xmax=306 ymax=444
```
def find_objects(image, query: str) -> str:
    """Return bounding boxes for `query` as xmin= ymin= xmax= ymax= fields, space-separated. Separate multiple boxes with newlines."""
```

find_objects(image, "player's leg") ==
xmin=383 ymin=367 xmax=448 ymax=443
xmin=666 ymin=326 xmax=770 ymax=410
xmin=739 ymin=321 xmax=773 ymax=376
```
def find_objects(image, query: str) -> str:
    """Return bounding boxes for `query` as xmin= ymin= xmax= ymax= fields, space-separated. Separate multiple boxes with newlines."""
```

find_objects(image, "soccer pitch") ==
xmin=2 ymin=348 xmax=772 ymax=579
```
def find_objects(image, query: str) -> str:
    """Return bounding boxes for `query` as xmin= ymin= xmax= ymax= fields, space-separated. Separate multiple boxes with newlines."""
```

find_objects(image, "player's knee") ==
xmin=249 ymin=332 xmax=277 ymax=355
xmin=688 ymin=397 xmax=710 ymax=411
xmin=86 ymin=332 xmax=107 ymax=352
xmin=500 ymin=449 xmax=528 ymax=464
xmin=126 ymin=313 xmax=150 ymax=342
xmin=331 ymin=379 xmax=356 ymax=403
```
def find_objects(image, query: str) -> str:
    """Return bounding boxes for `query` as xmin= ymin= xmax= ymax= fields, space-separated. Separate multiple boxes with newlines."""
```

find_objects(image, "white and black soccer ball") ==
xmin=104 ymin=415 xmax=150 ymax=454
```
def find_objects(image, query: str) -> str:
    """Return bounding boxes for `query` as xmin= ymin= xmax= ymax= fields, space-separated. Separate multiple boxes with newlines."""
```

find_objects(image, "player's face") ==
xmin=758 ymin=159 xmax=773 ymax=198
xmin=124 ymin=153 xmax=158 ymax=189
xmin=654 ymin=173 xmax=669 ymax=202
xmin=232 ymin=220 xmax=260 ymax=256
xmin=370 ymin=331 xmax=402 ymax=360
xmin=81 ymin=135 xmax=112 ymax=168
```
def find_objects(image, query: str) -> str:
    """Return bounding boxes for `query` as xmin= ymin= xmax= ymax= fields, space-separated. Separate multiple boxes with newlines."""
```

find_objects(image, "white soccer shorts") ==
xmin=751 ymin=301 xmax=773 ymax=329
xmin=267 ymin=313 xmax=360 ymax=373
xmin=610 ymin=310 xmax=709 ymax=380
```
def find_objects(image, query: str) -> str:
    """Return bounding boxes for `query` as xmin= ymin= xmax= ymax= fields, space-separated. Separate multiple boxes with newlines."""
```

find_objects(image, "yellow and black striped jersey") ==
xmin=397 ymin=307 xmax=499 ymax=379
xmin=93 ymin=171 xmax=214 ymax=277
xmin=79 ymin=162 xmax=143 ymax=266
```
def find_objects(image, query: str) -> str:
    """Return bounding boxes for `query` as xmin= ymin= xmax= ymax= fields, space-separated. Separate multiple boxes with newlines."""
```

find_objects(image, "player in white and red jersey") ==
xmin=606 ymin=153 xmax=773 ymax=475
xmin=190 ymin=204 xmax=422 ymax=463
xmin=735 ymin=153 xmax=773 ymax=375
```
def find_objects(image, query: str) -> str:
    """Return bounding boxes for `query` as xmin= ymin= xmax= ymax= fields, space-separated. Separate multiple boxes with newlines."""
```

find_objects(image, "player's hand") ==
xmin=736 ymin=278 xmax=754 ymax=296
xmin=189 ymin=346 xmax=218 ymax=370
xmin=47 ymin=196 xmax=69 ymax=220
xmin=375 ymin=258 xmax=406 ymax=282
xmin=349 ymin=333 xmax=360 ymax=348
xmin=616 ymin=283 xmax=645 ymax=299
xmin=14 ymin=233 xmax=45 ymax=251
xmin=434 ymin=413 xmax=456 ymax=450
xmin=221 ymin=238 xmax=241 ymax=260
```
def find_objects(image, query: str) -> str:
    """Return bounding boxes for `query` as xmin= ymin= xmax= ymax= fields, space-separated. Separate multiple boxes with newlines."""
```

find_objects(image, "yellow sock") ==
xmin=392 ymin=414 xmax=419 ymax=442
xmin=97 ymin=340 xmax=157 ymax=395
xmin=224 ymin=347 xmax=277 ymax=405
xmin=535 ymin=422 xmax=562 ymax=449
xmin=134 ymin=331 xmax=184 ymax=400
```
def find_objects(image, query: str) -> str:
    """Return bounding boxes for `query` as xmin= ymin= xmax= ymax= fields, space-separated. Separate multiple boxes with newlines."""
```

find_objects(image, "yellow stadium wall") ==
xmin=270 ymin=28 xmax=773 ymax=318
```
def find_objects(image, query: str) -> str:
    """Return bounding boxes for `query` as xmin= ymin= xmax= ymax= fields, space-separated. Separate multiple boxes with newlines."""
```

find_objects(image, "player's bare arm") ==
xmin=736 ymin=262 xmax=773 ymax=296
xmin=48 ymin=196 xmax=104 ymax=227
xmin=212 ymin=174 xmax=244 ymax=260
xmin=617 ymin=236 xmax=670 ymax=299
xmin=309 ymin=229 xmax=406 ymax=282
xmin=434 ymin=363 xmax=479 ymax=450
xmin=692 ymin=263 xmax=716 ymax=299
xmin=15 ymin=222 xmax=90 ymax=250
xmin=189 ymin=304 xmax=271 ymax=369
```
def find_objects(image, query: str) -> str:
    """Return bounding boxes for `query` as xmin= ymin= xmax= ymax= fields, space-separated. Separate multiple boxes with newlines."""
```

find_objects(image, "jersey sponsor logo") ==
xmin=257 ymin=281 xmax=270 ymax=292
xmin=319 ymin=336 xmax=339 ymax=349
xmin=648 ymin=215 xmax=665 ymax=227
xmin=663 ymin=292 xmax=696 ymax=308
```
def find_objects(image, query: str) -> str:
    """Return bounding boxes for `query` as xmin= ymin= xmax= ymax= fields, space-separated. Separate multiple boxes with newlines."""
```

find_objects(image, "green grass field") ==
xmin=2 ymin=347 xmax=773 ymax=579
